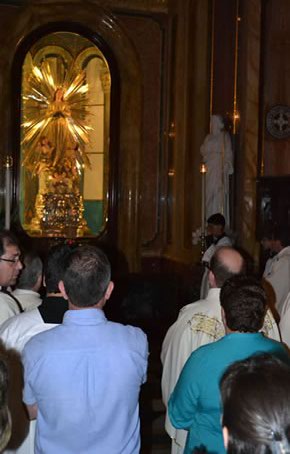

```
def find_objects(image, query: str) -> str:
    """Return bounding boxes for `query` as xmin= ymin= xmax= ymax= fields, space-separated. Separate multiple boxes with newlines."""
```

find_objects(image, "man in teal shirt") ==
xmin=168 ymin=275 xmax=289 ymax=454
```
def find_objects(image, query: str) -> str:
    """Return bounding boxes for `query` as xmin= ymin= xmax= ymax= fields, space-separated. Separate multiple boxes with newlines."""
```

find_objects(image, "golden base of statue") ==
xmin=28 ymin=192 xmax=90 ymax=237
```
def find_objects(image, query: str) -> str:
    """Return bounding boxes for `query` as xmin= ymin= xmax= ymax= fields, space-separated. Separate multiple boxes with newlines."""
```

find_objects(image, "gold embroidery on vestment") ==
xmin=188 ymin=314 xmax=224 ymax=340
xmin=262 ymin=312 xmax=275 ymax=337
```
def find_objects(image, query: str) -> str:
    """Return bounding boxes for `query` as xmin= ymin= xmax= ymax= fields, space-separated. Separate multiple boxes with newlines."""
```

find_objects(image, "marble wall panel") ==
xmin=116 ymin=14 xmax=166 ymax=251
xmin=236 ymin=0 xmax=262 ymax=261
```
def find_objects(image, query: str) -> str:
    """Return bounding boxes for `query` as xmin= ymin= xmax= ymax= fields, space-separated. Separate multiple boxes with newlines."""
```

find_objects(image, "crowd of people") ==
xmin=0 ymin=221 xmax=288 ymax=453
xmin=161 ymin=213 xmax=290 ymax=454
xmin=0 ymin=231 xmax=147 ymax=453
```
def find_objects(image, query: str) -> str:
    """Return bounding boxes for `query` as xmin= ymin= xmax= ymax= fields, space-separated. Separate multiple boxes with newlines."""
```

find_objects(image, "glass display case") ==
xmin=20 ymin=31 xmax=111 ymax=237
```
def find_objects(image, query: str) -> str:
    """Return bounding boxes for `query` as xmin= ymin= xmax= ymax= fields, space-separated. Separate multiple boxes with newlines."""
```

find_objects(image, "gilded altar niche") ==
xmin=20 ymin=31 xmax=111 ymax=237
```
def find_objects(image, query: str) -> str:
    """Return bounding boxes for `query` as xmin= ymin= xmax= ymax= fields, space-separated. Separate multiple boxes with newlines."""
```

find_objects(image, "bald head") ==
xmin=209 ymin=247 xmax=245 ymax=288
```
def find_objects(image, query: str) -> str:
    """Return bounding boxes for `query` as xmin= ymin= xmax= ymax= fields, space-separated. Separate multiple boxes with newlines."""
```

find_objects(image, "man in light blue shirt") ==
xmin=168 ymin=275 xmax=289 ymax=454
xmin=22 ymin=245 xmax=148 ymax=454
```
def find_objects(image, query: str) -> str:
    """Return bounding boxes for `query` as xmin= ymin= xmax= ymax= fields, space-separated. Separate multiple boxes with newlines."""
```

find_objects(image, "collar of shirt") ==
xmin=225 ymin=332 xmax=263 ymax=340
xmin=276 ymin=245 xmax=290 ymax=260
xmin=213 ymin=233 xmax=226 ymax=245
xmin=13 ymin=289 xmax=40 ymax=297
xmin=206 ymin=287 xmax=221 ymax=301
xmin=63 ymin=307 xmax=107 ymax=326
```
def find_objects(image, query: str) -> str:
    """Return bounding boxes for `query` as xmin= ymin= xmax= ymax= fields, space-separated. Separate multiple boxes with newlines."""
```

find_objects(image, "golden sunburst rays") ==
xmin=22 ymin=57 xmax=92 ymax=174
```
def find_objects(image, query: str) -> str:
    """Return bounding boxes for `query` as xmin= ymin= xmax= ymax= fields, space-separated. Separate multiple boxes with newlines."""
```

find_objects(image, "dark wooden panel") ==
xmin=256 ymin=176 xmax=290 ymax=239
xmin=262 ymin=0 xmax=290 ymax=176
xmin=212 ymin=0 xmax=237 ymax=117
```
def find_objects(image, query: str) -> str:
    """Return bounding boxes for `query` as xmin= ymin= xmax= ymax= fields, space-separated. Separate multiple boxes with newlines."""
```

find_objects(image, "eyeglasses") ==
xmin=0 ymin=257 xmax=21 ymax=264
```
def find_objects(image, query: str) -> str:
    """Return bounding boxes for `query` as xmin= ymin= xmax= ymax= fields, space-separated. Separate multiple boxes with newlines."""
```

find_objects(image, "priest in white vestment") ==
xmin=263 ymin=227 xmax=290 ymax=316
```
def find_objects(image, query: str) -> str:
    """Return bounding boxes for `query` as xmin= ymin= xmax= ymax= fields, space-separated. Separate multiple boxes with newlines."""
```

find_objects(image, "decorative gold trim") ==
xmin=188 ymin=313 xmax=224 ymax=340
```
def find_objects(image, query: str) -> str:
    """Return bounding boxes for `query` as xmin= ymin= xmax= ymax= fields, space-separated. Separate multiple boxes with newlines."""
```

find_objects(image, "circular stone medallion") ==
xmin=266 ymin=105 xmax=290 ymax=139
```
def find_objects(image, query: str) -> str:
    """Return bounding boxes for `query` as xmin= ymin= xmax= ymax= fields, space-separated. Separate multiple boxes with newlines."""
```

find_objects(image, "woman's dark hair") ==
xmin=220 ymin=353 xmax=290 ymax=453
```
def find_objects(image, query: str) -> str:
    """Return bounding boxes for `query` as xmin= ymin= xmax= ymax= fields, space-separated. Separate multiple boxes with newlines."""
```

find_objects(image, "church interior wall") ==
xmin=237 ymin=0 xmax=290 ymax=264
xmin=261 ymin=0 xmax=290 ymax=177
xmin=235 ymin=0 xmax=262 ymax=265
xmin=0 ymin=0 xmax=289 ymax=288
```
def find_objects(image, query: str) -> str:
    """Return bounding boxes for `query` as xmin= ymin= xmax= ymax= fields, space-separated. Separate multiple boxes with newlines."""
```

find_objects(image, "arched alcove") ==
xmin=20 ymin=31 xmax=111 ymax=238
xmin=0 ymin=1 xmax=142 ymax=271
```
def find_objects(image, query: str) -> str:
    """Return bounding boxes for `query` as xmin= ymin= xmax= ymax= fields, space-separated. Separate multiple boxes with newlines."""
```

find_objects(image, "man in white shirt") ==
xmin=263 ymin=226 xmax=290 ymax=316
xmin=161 ymin=246 xmax=280 ymax=454
xmin=0 ymin=230 xmax=23 ymax=325
xmin=0 ymin=244 xmax=71 ymax=454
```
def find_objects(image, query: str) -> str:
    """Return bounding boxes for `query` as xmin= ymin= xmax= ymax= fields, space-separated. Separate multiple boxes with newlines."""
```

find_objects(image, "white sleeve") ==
xmin=264 ymin=257 xmax=290 ymax=314
xmin=279 ymin=293 xmax=290 ymax=348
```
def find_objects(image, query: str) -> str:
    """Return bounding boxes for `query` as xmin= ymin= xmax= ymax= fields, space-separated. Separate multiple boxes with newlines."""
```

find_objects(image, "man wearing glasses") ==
xmin=0 ymin=230 xmax=23 ymax=325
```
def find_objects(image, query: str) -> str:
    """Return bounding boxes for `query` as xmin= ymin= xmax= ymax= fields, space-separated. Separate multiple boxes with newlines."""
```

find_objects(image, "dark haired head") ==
xmin=44 ymin=244 xmax=73 ymax=293
xmin=261 ymin=223 xmax=274 ymax=242
xmin=220 ymin=275 xmax=267 ymax=332
xmin=220 ymin=353 xmax=290 ymax=453
xmin=207 ymin=213 xmax=226 ymax=227
xmin=272 ymin=226 xmax=290 ymax=248
xmin=210 ymin=247 xmax=245 ymax=288
xmin=0 ymin=230 xmax=19 ymax=256
xmin=62 ymin=245 xmax=111 ymax=307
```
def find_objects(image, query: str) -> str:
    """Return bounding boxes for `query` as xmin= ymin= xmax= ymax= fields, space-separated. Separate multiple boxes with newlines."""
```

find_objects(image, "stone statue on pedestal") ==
xmin=200 ymin=115 xmax=233 ymax=226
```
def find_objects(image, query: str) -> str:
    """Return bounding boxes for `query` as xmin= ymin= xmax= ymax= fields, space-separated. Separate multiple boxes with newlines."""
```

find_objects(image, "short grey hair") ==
xmin=17 ymin=253 xmax=43 ymax=290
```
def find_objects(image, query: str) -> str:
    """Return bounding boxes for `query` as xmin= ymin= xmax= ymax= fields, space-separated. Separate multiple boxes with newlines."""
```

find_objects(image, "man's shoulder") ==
xmin=0 ymin=291 xmax=17 ymax=307
xmin=253 ymin=334 xmax=289 ymax=360
xmin=217 ymin=235 xmax=232 ymax=247
xmin=0 ymin=292 xmax=21 ymax=323
xmin=280 ymin=246 xmax=290 ymax=257
xmin=272 ymin=247 xmax=290 ymax=265
xmin=108 ymin=320 xmax=147 ymax=338
xmin=186 ymin=335 xmax=226 ymax=365
xmin=12 ymin=289 xmax=38 ymax=296
xmin=177 ymin=291 xmax=222 ymax=324
xmin=25 ymin=317 xmax=147 ymax=354
xmin=24 ymin=321 xmax=59 ymax=350
xmin=0 ymin=309 xmax=53 ymax=352
xmin=0 ymin=308 xmax=41 ymax=332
